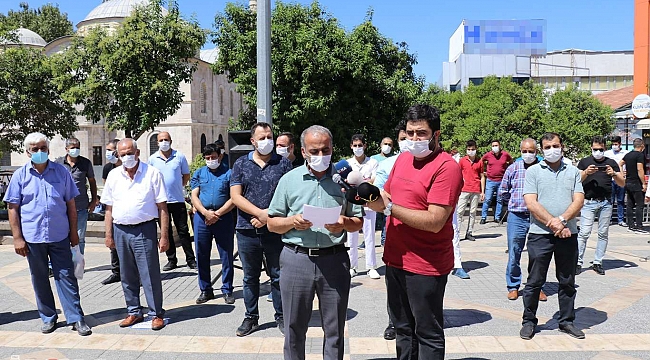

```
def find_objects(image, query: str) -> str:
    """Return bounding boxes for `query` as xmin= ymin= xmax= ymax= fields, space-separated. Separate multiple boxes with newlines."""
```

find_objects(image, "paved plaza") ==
xmin=1 ymin=220 xmax=650 ymax=360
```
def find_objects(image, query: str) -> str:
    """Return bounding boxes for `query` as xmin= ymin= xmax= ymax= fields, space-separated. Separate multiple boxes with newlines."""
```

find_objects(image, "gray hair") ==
xmin=300 ymin=125 xmax=333 ymax=148
xmin=117 ymin=138 xmax=138 ymax=150
xmin=65 ymin=137 xmax=80 ymax=148
xmin=24 ymin=132 xmax=50 ymax=150
xmin=520 ymin=138 xmax=537 ymax=149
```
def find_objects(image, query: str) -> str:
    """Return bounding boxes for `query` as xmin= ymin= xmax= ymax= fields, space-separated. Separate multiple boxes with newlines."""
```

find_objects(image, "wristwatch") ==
xmin=558 ymin=216 xmax=568 ymax=227
xmin=384 ymin=202 xmax=394 ymax=216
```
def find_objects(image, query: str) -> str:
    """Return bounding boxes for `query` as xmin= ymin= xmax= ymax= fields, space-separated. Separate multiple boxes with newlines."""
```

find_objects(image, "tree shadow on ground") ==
xmin=538 ymin=306 xmax=607 ymax=331
xmin=463 ymin=261 xmax=489 ymax=273
xmin=444 ymin=309 xmax=492 ymax=329
xmin=0 ymin=310 xmax=40 ymax=325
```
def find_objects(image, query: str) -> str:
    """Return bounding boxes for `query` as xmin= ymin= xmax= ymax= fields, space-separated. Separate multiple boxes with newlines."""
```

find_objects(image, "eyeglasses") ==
xmin=351 ymin=144 xmax=364 ymax=148
xmin=592 ymin=148 xmax=605 ymax=152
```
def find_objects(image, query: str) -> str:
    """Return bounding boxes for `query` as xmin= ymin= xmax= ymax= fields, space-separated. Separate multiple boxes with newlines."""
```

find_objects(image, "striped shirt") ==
xmin=499 ymin=160 xmax=535 ymax=213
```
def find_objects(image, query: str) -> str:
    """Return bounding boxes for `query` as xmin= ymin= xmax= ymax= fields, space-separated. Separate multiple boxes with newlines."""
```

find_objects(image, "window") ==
xmin=230 ymin=90 xmax=234 ymax=118
xmin=219 ymin=87 xmax=224 ymax=116
xmin=200 ymin=82 xmax=207 ymax=114
xmin=149 ymin=133 xmax=159 ymax=156
xmin=92 ymin=146 xmax=102 ymax=165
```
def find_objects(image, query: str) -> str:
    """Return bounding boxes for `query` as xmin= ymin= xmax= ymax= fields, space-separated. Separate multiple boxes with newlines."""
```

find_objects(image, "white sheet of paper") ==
xmin=302 ymin=204 xmax=342 ymax=229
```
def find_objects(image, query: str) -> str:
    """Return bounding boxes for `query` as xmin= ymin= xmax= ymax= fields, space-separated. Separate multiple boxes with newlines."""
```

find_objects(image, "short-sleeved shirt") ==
xmin=190 ymin=163 xmax=231 ymax=210
xmin=374 ymin=154 xmax=400 ymax=190
xmin=383 ymin=150 xmax=464 ymax=276
xmin=371 ymin=153 xmax=393 ymax=163
xmin=148 ymin=149 xmax=190 ymax=203
xmin=348 ymin=155 xmax=379 ymax=181
xmin=3 ymin=161 xmax=79 ymax=243
xmin=577 ymin=156 xmax=620 ymax=199
xmin=101 ymin=161 xmax=168 ymax=225
xmin=623 ymin=151 xmax=646 ymax=191
xmin=230 ymin=152 xmax=293 ymax=230
xmin=482 ymin=151 xmax=512 ymax=181
xmin=268 ymin=165 xmax=364 ymax=248
xmin=523 ymin=161 xmax=583 ymax=234
xmin=459 ymin=155 xmax=482 ymax=193
xmin=55 ymin=155 xmax=95 ymax=210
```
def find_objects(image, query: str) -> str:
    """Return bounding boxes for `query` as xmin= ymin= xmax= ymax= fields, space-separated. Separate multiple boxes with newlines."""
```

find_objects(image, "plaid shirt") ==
xmin=499 ymin=160 xmax=534 ymax=213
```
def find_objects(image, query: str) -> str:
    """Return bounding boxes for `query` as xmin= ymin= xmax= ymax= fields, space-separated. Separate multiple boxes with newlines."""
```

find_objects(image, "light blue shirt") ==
xmin=3 ymin=161 xmax=79 ymax=243
xmin=374 ymin=154 xmax=400 ymax=190
xmin=148 ymin=149 xmax=190 ymax=203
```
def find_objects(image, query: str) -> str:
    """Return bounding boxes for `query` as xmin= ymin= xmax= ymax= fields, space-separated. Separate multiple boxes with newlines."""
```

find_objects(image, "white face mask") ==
xmin=543 ymin=147 xmax=562 ymax=164
xmin=68 ymin=148 xmax=80 ymax=158
xmin=381 ymin=145 xmax=392 ymax=155
xmin=406 ymin=139 xmax=433 ymax=158
xmin=398 ymin=140 xmax=408 ymax=153
xmin=158 ymin=140 xmax=171 ymax=152
xmin=353 ymin=147 xmax=365 ymax=157
xmin=121 ymin=154 xmax=138 ymax=169
xmin=206 ymin=159 xmax=220 ymax=169
xmin=612 ymin=145 xmax=620 ymax=152
xmin=592 ymin=149 xmax=605 ymax=160
xmin=256 ymin=138 xmax=274 ymax=155
xmin=276 ymin=146 xmax=290 ymax=158
xmin=467 ymin=150 xmax=477 ymax=157
xmin=307 ymin=154 xmax=331 ymax=172
xmin=106 ymin=150 xmax=118 ymax=164
xmin=492 ymin=146 xmax=500 ymax=154
xmin=522 ymin=152 xmax=537 ymax=164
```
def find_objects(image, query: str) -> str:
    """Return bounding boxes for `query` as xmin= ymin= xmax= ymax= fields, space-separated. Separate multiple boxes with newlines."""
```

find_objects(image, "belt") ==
xmin=284 ymin=243 xmax=347 ymax=257
xmin=586 ymin=198 xmax=607 ymax=201
xmin=116 ymin=219 xmax=156 ymax=228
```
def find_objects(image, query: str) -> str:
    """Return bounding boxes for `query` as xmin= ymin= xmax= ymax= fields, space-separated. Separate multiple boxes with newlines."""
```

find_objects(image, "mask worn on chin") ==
xmin=381 ymin=145 xmax=392 ymax=155
xmin=353 ymin=147 xmax=365 ymax=157
xmin=121 ymin=155 xmax=138 ymax=169
xmin=467 ymin=150 xmax=477 ymax=157
xmin=406 ymin=138 xmax=433 ymax=158
xmin=543 ymin=148 xmax=562 ymax=164
xmin=30 ymin=151 xmax=48 ymax=165
xmin=522 ymin=153 xmax=537 ymax=164
xmin=398 ymin=140 xmax=408 ymax=153
xmin=206 ymin=159 xmax=220 ymax=169
xmin=276 ymin=146 xmax=290 ymax=158
xmin=106 ymin=150 xmax=118 ymax=164
xmin=158 ymin=141 xmax=171 ymax=152
xmin=256 ymin=138 xmax=274 ymax=155
xmin=307 ymin=154 xmax=331 ymax=172
xmin=592 ymin=150 xmax=604 ymax=160
xmin=68 ymin=148 xmax=80 ymax=158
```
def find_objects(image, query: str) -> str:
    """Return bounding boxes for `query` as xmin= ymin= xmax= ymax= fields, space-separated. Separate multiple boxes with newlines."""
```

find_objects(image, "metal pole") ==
xmin=256 ymin=0 xmax=272 ymax=126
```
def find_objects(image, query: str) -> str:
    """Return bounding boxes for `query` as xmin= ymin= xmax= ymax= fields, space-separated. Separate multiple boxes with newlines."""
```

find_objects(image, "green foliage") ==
xmin=0 ymin=2 xmax=73 ymax=42
xmin=212 ymin=1 xmax=423 ymax=159
xmin=185 ymin=153 xmax=205 ymax=194
xmin=52 ymin=0 xmax=206 ymax=139
xmin=0 ymin=46 xmax=77 ymax=153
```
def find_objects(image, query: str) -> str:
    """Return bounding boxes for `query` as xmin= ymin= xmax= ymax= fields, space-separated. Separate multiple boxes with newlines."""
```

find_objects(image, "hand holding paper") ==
xmin=302 ymin=204 xmax=342 ymax=229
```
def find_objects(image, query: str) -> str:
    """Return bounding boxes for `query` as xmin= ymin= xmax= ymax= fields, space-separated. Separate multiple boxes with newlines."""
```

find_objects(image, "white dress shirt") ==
xmin=102 ymin=161 xmax=168 ymax=225
xmin=347 ymin=155 xmax=379 ymax=181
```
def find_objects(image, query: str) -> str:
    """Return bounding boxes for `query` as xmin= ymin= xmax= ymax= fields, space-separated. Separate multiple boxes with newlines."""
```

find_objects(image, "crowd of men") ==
xmin=4 ymin=104 xmax=650 ymax=359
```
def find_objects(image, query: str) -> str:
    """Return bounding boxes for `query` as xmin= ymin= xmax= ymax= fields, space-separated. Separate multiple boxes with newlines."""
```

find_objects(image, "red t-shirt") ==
xmin=459 ymin=156 xmax=482 ymax=193
xmin=383 ymin=150 xmax=463 ymax=276
xmin=481 ymin=151 xmax=512 ymax=181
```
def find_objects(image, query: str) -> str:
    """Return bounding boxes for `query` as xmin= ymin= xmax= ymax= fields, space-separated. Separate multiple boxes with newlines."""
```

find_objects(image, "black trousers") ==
xmin=625 ymin=188 xmax=645 ymax=229
xmin=164 ymin=202 xmax=195 ymax=264
xmin=386 ymin=266 xmax=447 ymax=360
xmin=522 ymin=233 xmax=577 ymax=326
xmin=110 ymin=248 xmax=120 ymax=275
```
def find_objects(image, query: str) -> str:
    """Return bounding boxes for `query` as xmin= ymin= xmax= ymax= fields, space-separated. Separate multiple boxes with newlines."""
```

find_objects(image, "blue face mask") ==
xmin=31 ymin=151 xmax=48 ymax=164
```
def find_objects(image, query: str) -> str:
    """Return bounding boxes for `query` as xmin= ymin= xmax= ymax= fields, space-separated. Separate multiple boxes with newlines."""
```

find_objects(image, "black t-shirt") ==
xmin=102 ymin=163 xmax=118 ymax=181
xmin=577 ymin=156 xmax=620 ymax=199
xmin=622 ymin=151 xmax=646 ymax=191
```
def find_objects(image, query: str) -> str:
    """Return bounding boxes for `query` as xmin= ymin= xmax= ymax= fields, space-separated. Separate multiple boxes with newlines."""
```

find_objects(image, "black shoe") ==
xmin=383 ymin=325 xmax=396 ymax=340
xmin=466 ymin=233 xmax=476 ymax=241
xmin=575 ymin=265 xmax=582 ymax=276
xmin=41 ymin=321 xmax=57 ymax=334
xmin=592 ymin=263 xmax=605 ymax=275
xmin=236 ymin=317 xmax=259 ymax=337
xmin=519 ymin=323 xmax=535 ymax=340
xmin=101 ymin=273 xmax=120 ymax=285
xmin=162 ymin=261 xmax=177 ymax=271
xmin=223 ymin=293 xmax=235 ymax=305
xmin=479 ymin=218 xmax=486 ymax=225
xmin=72 ymin=320 xmax=92 ymax=336
xmin=277 ymin=317 xmax=285 ymax=336
xmin=358 ymin=242 xmax=365 ymax=249
xmin=196 ymin=290 xmax=215 ymax=304
xmin=187 ymin=260 xmax=197 ymax=270
xmin=559 ymin=323 xmax=585 ymax=339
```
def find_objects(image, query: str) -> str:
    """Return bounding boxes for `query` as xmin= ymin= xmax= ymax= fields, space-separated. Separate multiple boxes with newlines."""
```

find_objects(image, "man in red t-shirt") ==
xmin=369 ymin=104 xmax=463 ymax=360
xmin=480 ymin=140 xmax=513 ymax=223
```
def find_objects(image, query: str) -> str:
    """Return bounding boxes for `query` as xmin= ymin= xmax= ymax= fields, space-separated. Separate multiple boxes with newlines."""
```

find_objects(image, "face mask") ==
xmin=381 ymin=145 xmax=392 ymax=155
xmin=276 ymin=146 xmax=289 ymax=158
xmin=522 ymin=153 xmax=537 ymax=164
xmin=106 ymin=150 xmax=118 ymax=164
xmin=68 ymin=148 xmax=80 ymax=158
xmin=612 ymin=145 xmax=620 ymax=152
xmin=543 ymin=147 xmax=562 ymax=164
xmin=467 ymin=150 xmax=477 ymax=157
xmin=121 ymin=155 xmax=138 ymax=169
xmin=592 ymin=150 xmax=604 ymax=160
xmin=256 ymin=138 xmax=274 ymax=156
xmin=353 ymin=147 xmax=364 ymax=157
xmin=158 ymin=140 xmax=171 ymax=152
xmin=30 ymin=151 xmax=48 ymax=165
xmin=406 ymin=139 xmax=433 ymax=158
xmin=307 ymin=154 xmax=331 ymax=172
xmin=398 ymin=140 xmax=408 ymax=153
xmin=206 ymin=159 xmax=220 ymax=169
xmin=492 ymin=146 xmax=500 ymax=154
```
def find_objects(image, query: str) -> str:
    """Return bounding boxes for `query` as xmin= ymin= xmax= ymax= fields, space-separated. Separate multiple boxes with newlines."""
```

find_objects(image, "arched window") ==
xmin=219 ymin=87 xmax=224 ymax=116
xmin=149 ymin=133 xmax=159 ymax=156
xmin=200 ymin=82 xmax=207 ymax=114
xmin=201 ymin=133 xmax=207 ymax=151
xmin=229 ymin=90 xmax=234 ymax=118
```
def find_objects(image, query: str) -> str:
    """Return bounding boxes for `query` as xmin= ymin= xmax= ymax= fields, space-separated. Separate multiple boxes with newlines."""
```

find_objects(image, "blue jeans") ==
xmin=77 ymin=209 xmax=88 ymax=255
xmin=481 ymin=179 xmax=503 ymax=220
xmin=236 ymin=229 xmax=283 ymax=321
xmin=577 ymin=199 xmax=613 ymax=265
xmin=611 ymin=181 xmax=625 ymax=223
xmin=194 ymin=212 xmax=234 ymax=294
xmin=506 ymin=212 xmax=530 ymax=290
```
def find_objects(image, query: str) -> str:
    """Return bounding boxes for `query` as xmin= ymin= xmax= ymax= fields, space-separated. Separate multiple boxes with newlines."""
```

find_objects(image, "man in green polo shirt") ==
xmin=268 ymin=125 xmax=363 ymax=360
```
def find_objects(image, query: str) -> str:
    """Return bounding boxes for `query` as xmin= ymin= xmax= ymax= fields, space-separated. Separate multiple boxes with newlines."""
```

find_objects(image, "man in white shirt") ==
xmin=604 ymin=135 xmax=628 ymax=226
xmin=347 ymin=134 xmax=380 ymax=279
xmin=102 ymin=139 xmax=170 ymax=331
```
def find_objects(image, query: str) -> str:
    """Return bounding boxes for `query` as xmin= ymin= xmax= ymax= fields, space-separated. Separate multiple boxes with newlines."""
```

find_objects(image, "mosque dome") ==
xmin=10 ymin=27 xmax=47 ymax=47
xmin=78 ymin=0 xmax=167 ymax=29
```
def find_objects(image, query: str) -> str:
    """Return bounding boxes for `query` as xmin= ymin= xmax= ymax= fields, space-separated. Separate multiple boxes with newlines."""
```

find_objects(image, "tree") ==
xmin=52 ymin=0 xmax=206 ymax=139
xmin=0 ymin=46 xmax=77 ymax=154
xmin=0 ymin=2 xmax=73 ymax=42
xmin=212 ymin=2 xmax=423 ymax=157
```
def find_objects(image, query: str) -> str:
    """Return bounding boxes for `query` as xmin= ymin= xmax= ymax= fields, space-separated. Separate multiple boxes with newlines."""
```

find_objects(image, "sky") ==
xmin=0 ymin=0 xmax=634 ymax=84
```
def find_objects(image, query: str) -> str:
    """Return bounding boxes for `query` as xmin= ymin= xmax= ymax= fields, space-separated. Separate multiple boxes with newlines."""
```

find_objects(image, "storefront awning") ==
xmin=636 ymin=119 xmax=650 ymax=129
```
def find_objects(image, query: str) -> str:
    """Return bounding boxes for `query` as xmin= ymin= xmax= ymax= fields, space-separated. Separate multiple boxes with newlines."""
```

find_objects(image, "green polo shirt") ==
xmin=268 ymin=165 xmax=364 ymax=248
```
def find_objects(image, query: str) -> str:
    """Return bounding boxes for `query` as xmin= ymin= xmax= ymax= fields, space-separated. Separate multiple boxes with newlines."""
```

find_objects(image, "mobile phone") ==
xmin=596 ymin=165 xmax=607 ymax=171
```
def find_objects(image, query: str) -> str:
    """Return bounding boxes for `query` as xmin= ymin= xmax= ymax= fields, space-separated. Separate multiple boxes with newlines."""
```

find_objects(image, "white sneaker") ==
xmin=350 ymin=268 xmax=357 ymax=277
xmin=368 ymin=268 xmax=380 ymax=279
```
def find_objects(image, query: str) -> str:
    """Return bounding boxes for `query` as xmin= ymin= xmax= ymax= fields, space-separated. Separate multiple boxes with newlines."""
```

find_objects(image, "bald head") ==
xmin=157 ymin=132 xmax=171 ymax=142
xmin=520 ymin=138 xmax=536 ymax=150
xmin=117 ymin=138 xmax=139 ymax=157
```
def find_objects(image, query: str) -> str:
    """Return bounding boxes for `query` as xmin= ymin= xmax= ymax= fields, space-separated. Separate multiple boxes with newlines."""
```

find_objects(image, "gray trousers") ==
xmin=114 ymin=221 xmax=164 ymax=318
xmin=280 ymin=246 xmax=351 ymax=360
